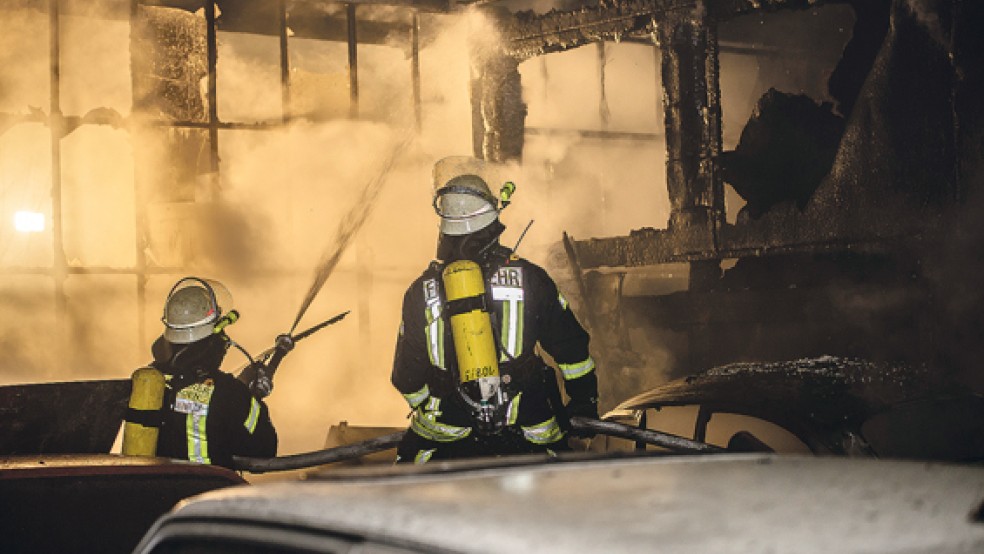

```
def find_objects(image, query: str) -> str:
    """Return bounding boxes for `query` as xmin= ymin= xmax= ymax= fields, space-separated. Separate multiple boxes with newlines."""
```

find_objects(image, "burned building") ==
xmin=463 ymin=0 xmax=983 ymax=409
xmin=0 ymin=0 xmax=980 ymax=430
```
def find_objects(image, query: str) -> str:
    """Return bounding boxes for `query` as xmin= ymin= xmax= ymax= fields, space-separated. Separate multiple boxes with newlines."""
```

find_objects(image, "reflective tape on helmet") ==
xmin=414 ymin=449 xmax=436 ymax=464
xmin=521 ymin=416 xmax=565 ymax=445
xmin=559 ymin=357 xmax=596 ymax=380
xmin=244 ymin=397 xmax=261 ymax=434
xmin=410 ymin=410 xmax=471 ymax=443
xmin=402 ymin=384 xmax=430 ymax=408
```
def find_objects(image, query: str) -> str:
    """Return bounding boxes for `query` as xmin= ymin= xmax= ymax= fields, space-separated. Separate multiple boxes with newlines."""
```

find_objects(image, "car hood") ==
xmin=608 ymin=356 xmax=962 ymax=430
xmin=157 ymin=454 xmax=984 ymax=554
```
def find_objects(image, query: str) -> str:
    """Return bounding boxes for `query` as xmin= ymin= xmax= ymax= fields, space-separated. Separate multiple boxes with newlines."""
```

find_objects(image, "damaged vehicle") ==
xmin=0 ymin=379 xmax=247 ymax=554
xmin=595 ymin=356 xmax=984 ymax=462
xmin=131 ymin=356 xmax=984 ymax=553
xmin=133 ymin=452 xmax=984 ymax=554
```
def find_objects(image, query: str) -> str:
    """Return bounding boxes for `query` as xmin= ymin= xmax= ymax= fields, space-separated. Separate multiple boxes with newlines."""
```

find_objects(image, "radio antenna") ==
xmin=512 ymin=220 xmax=534 ymax=254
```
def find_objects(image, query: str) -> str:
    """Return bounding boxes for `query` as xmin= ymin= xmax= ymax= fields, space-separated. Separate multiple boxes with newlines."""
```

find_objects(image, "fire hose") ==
xmin=236 ymin=311 xmax=350 ymax=391
xmin=230 ymin=417 xmax=724 ymax=473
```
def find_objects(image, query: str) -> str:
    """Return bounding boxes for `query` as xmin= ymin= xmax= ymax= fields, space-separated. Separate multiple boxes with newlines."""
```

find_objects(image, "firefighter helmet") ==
xmin=433 ymin=174 xmax=499 ymax=236
xmin=162 ymin=277 xmax=234 ymax=344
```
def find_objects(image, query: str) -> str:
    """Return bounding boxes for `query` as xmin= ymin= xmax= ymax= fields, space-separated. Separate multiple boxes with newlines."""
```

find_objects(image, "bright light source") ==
xmin=14 ymin=211 xmax=45 ymax=233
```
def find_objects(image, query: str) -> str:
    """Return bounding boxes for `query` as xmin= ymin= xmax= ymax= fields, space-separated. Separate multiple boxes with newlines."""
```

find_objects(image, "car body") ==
xmin=0 ymin=380 xmax=247 ymax=554
xmin=0 ymin=454 xmax=246 ymax=554
xmin=597 ymin=356 xmax=984 ymax=461
xmin=134 ymin=452 xmax=984 ymax=554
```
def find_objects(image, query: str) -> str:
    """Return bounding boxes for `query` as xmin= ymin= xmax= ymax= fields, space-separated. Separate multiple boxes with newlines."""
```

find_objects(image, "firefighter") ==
xmin=125 ymin=277 xmax=277 ymax=469
xmin=391 ymin=161 xmax=599 ymax=464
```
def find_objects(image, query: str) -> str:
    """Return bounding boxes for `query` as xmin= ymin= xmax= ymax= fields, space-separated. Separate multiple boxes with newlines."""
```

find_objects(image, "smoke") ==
xmin=289 ymin=131 xmax=414 ymax=333
xmin=0 ymin=2 xmax=876 ymax=457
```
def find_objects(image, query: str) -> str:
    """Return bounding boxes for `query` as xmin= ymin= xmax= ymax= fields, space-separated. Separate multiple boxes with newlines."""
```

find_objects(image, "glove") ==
xmin=565 ymin=397 xmax=599 ymax=438
xmin=249 ymin=363 xmax=274 ymax=399
xmin=565 ymin=396 xmax=599 ymax=420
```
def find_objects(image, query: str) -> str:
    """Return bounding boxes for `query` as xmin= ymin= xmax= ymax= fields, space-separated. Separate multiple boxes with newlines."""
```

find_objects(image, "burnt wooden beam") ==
xmin=471 ymin=8 xmax=526 ymax=162
xmin=570 ymin=227 xmax=911 ymax=269
xmin=658 ymin=2 xmax=724 ymax=254
xmin=499 ymin=0 xmax=675 ymax=61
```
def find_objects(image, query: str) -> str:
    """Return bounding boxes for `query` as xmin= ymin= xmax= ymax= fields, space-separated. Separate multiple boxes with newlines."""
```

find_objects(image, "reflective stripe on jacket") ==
xmin=391 ymin=254 xmax=597 ymax=448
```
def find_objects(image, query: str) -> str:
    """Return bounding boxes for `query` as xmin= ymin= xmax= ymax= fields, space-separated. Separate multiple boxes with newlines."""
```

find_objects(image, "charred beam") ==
xmin=659 ymin=2 xmax=724 ymax=253
xmin=471 ymin=9 xmax=526 ymax=162
xmin=499 ymin=0 xmax=677 ymax=60
xmin=570 ymin=229 xmax=907 ymax=269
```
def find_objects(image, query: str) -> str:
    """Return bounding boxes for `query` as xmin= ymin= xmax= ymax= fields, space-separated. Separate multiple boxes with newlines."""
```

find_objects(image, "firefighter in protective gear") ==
xmin=127 ymin=277 xmax=277 ymax=469
xmin=391 ymin=162 xmax=599 ymax=464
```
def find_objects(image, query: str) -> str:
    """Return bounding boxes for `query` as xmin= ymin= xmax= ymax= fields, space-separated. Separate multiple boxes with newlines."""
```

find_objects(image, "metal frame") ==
xmin=0 ymin=0 xmax=426 ymax=348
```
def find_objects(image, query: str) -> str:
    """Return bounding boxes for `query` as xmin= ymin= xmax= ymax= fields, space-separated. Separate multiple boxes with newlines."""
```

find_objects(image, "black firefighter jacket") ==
xmin=155 ymin=340 xmax=277 ymax=469
xmin=391 ymin=252 xmax=598 ymax=448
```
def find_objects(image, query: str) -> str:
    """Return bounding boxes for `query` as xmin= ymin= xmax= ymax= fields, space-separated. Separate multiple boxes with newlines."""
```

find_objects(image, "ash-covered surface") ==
xmin=615 ymin=356 xmax=949 ymax=428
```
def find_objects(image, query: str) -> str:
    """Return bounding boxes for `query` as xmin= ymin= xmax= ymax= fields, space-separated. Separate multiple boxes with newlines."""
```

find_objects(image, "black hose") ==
xmin=230 ymin=418 xmax=724 ymax=474
xmin=570 ymin=417 xmax=725 ymax=454
xmin=231 ymin=431 xmax=406 ymax=473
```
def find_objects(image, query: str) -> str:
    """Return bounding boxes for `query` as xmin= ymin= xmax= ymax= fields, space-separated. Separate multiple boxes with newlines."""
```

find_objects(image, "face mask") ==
xmin=436 ymin=220 xmax=505 ymax=264
xmin=155 ymin=334 xmax=227 ymax=375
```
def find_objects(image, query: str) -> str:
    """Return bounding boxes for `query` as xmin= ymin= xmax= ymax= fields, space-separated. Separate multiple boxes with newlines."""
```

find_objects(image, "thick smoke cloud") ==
xmin=0 ymin=2 xmax=874 ymax=456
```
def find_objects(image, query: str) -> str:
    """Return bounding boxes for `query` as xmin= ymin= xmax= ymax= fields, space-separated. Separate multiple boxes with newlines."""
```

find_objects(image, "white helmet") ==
xmin=162 ymin=277 xmax=234 ymax=344
xmin=433 ymin=174 xmax=500 ymax=236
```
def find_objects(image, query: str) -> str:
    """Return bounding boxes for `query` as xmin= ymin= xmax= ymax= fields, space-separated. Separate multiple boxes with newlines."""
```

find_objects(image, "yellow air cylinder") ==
xmin=442 ymin=260 xmax=500 ymax=394
xmin=122 ymin=366 xmax=166 ymax=457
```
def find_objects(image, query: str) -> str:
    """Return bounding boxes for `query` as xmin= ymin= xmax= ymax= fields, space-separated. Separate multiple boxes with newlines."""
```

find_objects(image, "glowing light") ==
xmin=14 ymin=211 xmax=45 ymax=233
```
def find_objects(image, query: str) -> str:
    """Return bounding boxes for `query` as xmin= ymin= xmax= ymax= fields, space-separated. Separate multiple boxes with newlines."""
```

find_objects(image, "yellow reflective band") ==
xmin=414 ymin=449 xmax=436 ymax=464
xmin=425 ymin=396 xmax=441 ymax=412
xmin=521 ymin=416 xmax=565 ymax=445
xmin=506 ymin=392 xmax=522 ymax=426
xmin=187 ymin=413 xmax=210 ymax=464
xmin=410 ymin=411 xmax=471 ymax=442
xmin=558 ymin=292 xmax=569 ymax=310
xmin=403 ymin=384 xmax=430 ymax=408
xmin=244 ymin=397 xmax=261 ymax=434
xmin=498 ymin=298 xmax=524 ymax=360
xmin=559 ymin=357 xmax=596 ymax=380
xmin=424 ymin=304 xmax=446 ymax=369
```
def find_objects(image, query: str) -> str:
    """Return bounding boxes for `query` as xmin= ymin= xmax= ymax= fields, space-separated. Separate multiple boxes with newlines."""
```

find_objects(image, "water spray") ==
xmin=289 ymin=132 xmax=414 ymax=335
xmin=236 ymin=131 xmax=414 ymax=394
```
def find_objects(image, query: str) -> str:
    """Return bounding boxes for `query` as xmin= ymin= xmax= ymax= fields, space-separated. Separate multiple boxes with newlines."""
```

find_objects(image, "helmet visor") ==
xmin=433 ymin=189 xmax=498 ymax=236
xmin=162 ymin=277 xmax=234 ymax=344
